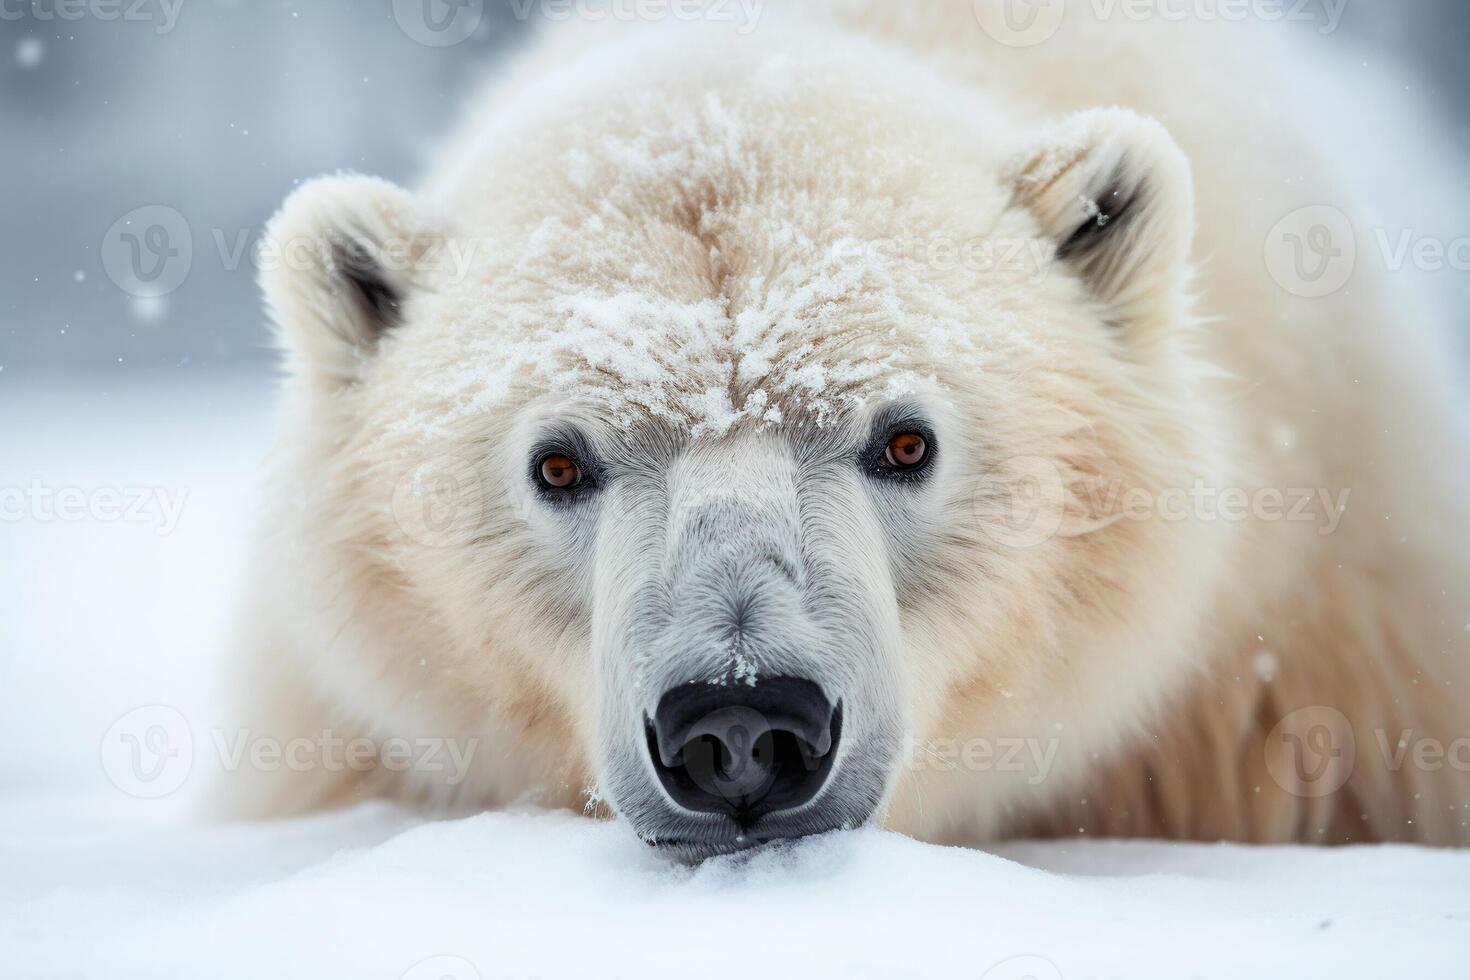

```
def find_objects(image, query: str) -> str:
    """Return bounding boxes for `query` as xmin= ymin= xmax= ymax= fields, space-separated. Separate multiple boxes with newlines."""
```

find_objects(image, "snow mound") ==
xmin=3 ymin=797 xmax=1468 ymax=980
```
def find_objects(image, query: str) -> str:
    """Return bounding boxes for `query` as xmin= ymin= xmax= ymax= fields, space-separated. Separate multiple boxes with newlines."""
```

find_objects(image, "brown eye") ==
xmin=883 ymin=432 xmax=928 ymax=469
xmin=538 ymin=454 xmax=582 ymax=490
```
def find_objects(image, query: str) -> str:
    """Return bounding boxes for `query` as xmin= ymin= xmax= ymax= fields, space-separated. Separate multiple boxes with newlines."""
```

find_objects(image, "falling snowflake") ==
xmin=15 ymin=37 xmax=44 ymax=69
xmin=130 ymin=294 xmax=167 ymax=322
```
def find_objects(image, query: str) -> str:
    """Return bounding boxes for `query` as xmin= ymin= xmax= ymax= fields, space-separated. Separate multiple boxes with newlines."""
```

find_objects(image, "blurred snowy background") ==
xmin=2 ymin=0 xmax=532 ymax=375
xmin=1 ymin=0 xmax=537 ymax=803
xmin=1 ymin=0 xmax=1468 ymax=378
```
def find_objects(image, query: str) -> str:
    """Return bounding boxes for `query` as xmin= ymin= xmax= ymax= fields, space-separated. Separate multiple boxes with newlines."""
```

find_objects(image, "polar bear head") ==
xmin=260 ymin=38 xmax=1213 ymax=858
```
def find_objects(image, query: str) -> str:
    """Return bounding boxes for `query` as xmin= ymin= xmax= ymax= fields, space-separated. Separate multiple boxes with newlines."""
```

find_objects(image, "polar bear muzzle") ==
xmin=646 ymin=676 xmax=841 ymax=827
xmin=582 ymin=429 xmax=907 ymax=860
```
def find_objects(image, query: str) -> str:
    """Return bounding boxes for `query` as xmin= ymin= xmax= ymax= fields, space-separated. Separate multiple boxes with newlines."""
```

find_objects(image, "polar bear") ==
xmin=217 ymin=0 xmax=1470 ymax=855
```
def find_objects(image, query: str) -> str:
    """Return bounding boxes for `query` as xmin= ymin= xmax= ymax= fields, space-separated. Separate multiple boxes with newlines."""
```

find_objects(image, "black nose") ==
xmin=647 ymin=677 xmax=840 ymax=826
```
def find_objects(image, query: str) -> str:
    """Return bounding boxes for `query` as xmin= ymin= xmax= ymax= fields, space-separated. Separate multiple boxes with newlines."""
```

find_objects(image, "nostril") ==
xmin=647 ymin=677 xmax=841 ymax=826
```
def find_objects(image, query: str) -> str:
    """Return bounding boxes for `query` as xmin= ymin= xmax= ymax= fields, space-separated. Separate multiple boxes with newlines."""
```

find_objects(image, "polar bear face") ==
xmin=262 ymin=47 xmax=1206 ymax=857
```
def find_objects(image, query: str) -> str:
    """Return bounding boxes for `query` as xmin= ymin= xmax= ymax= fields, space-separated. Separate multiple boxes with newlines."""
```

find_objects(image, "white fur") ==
xmin=215 ymin=0 xmax=1470 ymax=849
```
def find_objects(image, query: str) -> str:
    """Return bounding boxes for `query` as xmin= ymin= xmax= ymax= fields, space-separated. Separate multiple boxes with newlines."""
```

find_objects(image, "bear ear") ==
xmin=1006 ymin=108 xmax=1195 ymax=336
xmin=261 ymin=174 xmax=440 ymax=388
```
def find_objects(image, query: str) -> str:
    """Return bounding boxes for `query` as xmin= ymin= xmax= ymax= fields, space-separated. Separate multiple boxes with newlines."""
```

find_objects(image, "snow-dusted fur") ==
xmin=218 ymin=0 xmax=1470 ymax=847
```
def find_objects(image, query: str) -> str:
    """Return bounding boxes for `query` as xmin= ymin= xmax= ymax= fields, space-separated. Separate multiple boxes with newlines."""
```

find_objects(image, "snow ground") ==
xmin=3 ymin=376 xmax=1469 ymax=980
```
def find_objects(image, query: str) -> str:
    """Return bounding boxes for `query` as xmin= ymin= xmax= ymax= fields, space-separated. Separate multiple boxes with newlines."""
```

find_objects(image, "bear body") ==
xmin=221 ymin=0 xmax=1470 ymax=849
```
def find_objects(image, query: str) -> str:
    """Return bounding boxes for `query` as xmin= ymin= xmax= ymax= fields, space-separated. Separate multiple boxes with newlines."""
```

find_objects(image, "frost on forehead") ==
xmin=384 ymin=78 xmax=1021 ymax=443
xmin=388 ymin=232 xmax=987 ymax=443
